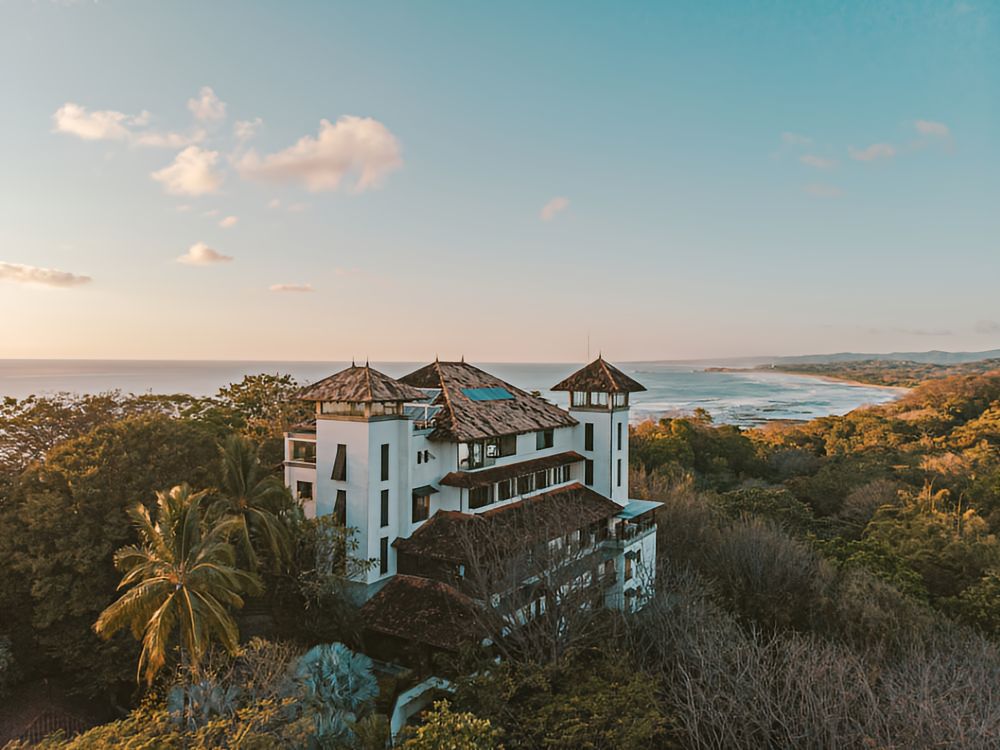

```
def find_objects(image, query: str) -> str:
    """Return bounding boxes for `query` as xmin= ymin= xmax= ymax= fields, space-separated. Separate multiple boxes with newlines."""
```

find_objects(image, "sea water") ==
xmin=0 ymin=360 xmax=902 ymax=427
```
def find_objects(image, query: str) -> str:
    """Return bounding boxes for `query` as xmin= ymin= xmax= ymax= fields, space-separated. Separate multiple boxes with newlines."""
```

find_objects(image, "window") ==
xmin=379 ymin=537 xmax=389 ymax=575
xmin=536 ymin=429 xmax=554 ymax=450
xmin=517 ymin=474 xmax=534 ymax=496
xmin=334 ymin=490 xmax=346 ymax=526
xmin=291 ymin=440 xmax=316 ymax=463
xmin=498 ymin=479 xmax=513 ymax=501
xmin=423 ymin=450 xmax=430 ymax=463
xmin=617 ymin=422 xmax=622 ymax=451
xmin=625 ymin=554 xmax=633 ymax=581
xmin=585 ymin=459 xmax=594 ymax=486
xmin=296 ymin=481 xmax=313 ymax=500
xmin=417 ymin=451 xmax=423 ymax=465
xmin=617 ymin=458 xmax=622 ymax=487
xmin=499 ymin=434 xmax=517 ymax=456
xmin=469 ymin=485 xmax=494 ymax=509
xmin=380 ymin=443 xmax=390 ymax=481
xmin=584 ymin=423 xmax=594 ymax=451
xmin=535 ymin=470 xmax=549 ymax=490
xmin=380 ymin=489 xmax=389 ymax=527
xmin=331 ymin=444 xmax=347 ymax=481
xmin=412 ymin=493 xmax=430 ymax=523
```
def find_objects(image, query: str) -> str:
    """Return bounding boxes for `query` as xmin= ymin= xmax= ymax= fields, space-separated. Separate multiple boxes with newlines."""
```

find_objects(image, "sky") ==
xmin=0 ymin=0 xmax=997 ymax=362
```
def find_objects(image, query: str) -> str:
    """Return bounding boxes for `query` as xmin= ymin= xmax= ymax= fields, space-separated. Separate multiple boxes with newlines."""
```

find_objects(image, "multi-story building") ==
xmin=283 ymin=357 xmax=660 ymax=652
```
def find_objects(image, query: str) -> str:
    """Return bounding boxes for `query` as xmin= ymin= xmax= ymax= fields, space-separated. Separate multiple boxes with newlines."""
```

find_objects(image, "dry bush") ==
xmin=838 ymin=478 xmax=901 ymax=530
xmin=631 ymin=567 xmax=1000 ymax=749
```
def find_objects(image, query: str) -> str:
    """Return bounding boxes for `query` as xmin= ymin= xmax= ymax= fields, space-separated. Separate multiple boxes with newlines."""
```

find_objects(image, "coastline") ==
xmin=706 ymin=367 xmax=912 ymax=394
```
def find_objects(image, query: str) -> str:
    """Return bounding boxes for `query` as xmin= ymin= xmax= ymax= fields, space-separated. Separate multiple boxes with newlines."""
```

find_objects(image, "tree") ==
xmin=95 ymin=484 xmax=261 ymax=686
xmin=2 ymin=414 xmax=225 ymax=698
xmin=401 ymin=700 xmax=503 ymax=750
xmin=291 ymin=642 xmax=379 ymax=745
xmin=209 ymin=434 xmax=295 ymax=574
xmin=215 ymin=374 xmax=312 ymax=466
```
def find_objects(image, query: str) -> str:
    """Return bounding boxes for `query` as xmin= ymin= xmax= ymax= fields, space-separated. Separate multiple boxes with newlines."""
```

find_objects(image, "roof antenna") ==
xmin=460 ymin=354 xmax=465 ymax=363
xmin=351 ymin=357 xmax=356 ymax=367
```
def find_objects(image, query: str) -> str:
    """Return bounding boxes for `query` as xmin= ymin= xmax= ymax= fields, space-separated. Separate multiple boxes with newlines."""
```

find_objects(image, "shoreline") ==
xmin=706 ymin=367 xmax=912 ymax=394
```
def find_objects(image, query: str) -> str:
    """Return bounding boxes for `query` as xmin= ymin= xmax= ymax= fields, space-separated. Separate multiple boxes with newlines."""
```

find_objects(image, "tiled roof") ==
xmin=297 ymin=364 xmax=426 ymax=403
xmin=394 ymin=483 xmax=621 ymax=563
xmin=439 ymin=450 xmax=585 ymax=489
xmin=551 ymin=356 xmax=647 ymax=393
xmin=399 ymin=360 xmax=577 ymax=441
xmin=360 ymin=574 xmax=480 ymax=652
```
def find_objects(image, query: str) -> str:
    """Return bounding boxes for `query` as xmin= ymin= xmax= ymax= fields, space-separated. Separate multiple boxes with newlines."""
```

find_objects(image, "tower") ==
xmin=551 ymin=356 xmax=646 ymax=505
xmin=297 ymin=364 xmax=425 ymax=590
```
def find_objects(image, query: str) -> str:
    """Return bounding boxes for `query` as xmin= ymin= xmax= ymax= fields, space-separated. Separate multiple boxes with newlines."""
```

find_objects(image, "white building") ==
xmin=284 ymin=357 xmax=659 ymax=652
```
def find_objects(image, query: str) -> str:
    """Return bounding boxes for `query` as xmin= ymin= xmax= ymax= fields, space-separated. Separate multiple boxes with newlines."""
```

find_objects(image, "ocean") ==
xmin=0 ymin=359 xmax=904 ymax=427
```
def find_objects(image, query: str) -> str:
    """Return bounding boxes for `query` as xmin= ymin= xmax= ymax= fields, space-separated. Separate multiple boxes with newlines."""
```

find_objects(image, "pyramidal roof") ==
xmin=399 ymin=359 xmax=577 ymax=441
xmin=297 ymin=364 xmax=426 ymax=403
xmin=551 ymin=356 xmax=647 ymax=393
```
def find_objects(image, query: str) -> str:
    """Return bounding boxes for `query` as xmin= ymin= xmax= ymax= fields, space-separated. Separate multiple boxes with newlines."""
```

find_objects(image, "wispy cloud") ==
xmin=177 ymin=242 xmax=232 ymax=265
xmin=187 ymin=86 xmax=226 ymax=122
xmin=234 ymin=117 xmax=262 ymax=143
xmin=236 ymin=116 xmax=402 ymax=192
xmin=540 ymin=196 xmax=570 ymax=221
xmin=849 ymin=143 xmax=896 ymax=162
xmin=152 ymin=146 xmax=223 ymax=196
xmin=803 ymin=183 xmax=843 ymax=198
xmin=800 ymin=154 xmax=836 ymax=169
xmin=915 ymin=120 xmax=950 ymax=138
xmin=219 ymin=215 xmax=238 ymax=228
xmin=269 ymin=283 xmax=314 ymax=293
xmin=0 ymin=261 xmax=91 ymax=287
xmin=781 ymin=132 xmax=812 ymax=146
xmin=52 ymin=102 xmax=202 ymax=148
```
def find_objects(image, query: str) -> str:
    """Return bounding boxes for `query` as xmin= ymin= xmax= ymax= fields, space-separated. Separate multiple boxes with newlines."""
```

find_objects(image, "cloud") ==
xmin=219 ymin=215 xmax=238 ymax=228
xmin=187 ymin=86 xmax=226 ymax=122
xmin=803 ymin=183 xmax=843 ymax=198
xmin=0 ymin=261 xmax=91 ymax=287
xmin=849 ymin=143 xmax=896 ymax=162
xmin=781 ymin=132 xmax=812 ymax=146
xmin=892 ymin=326 xmax=953 ymax=336
xmin=269 ymin=283 xmax=314 ymax=293
xmin=133 ymin=129 xmax=205 ymax=148
xmin=177 ymin=242 xmax=232 ymax=265
xmin=151 ymin=146 xmax=223 ymax=195
xmin=915 ymin=120 xmax=950 ymax=138
xmin=236 ymin=116 xmax=402 ymax=192
xmin=234 ymin=117 xmax=262 ymax=143
xmin=540 ymin=196 xmax=570 ymax=221
xmin=974 ymin=320 xmax=1000 ymax=334
xmin=800 ymin=154 xmax=836 ymax=169
xmin=52 ymin=103 xmax=139 ymax=141
xmin=52 ymin=102 xmax=201 ymax=148
xmin=267 ymin=198 xmax=281 ymax=209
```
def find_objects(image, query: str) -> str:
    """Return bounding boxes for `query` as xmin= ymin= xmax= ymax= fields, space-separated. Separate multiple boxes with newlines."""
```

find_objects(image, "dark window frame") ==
xmin=331 ymin=443 xmax=347 ymax=481
xmin=380 ymin=489 xmax=390 ymax=527
xmin=584 ymin=459 xmax=594 ymax=486
xmin=379 ymin=537 xmax=389 ymax=575
xmin=380 ymin=443 xmax=390 ymax=481
xmin=411 ymin=493 xmax=430 ymax=523
xmin=296 ymin=480 xmax=313 ymax=500
xmin=584 ymin=423 xmax=594 ymax=451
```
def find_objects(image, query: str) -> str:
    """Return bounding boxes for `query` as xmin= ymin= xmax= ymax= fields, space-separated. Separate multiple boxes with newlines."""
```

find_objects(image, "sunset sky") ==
xmin=1 ymin=1 xmax=997 ymax=361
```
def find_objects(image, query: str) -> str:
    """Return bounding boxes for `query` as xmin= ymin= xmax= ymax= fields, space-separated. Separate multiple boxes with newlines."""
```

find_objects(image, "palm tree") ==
xmin=210 ymin=434 xmax=294 ymax=573
xmin=95 ymin=484 xmax=261 ymax=685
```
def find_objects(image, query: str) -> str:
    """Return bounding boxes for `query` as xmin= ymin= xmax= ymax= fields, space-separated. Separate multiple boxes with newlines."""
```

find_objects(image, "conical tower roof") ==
xmin=298 ymin=364 xmax=426 ymax=402
xmin=551 ymin=356 xmax=646 ymax=393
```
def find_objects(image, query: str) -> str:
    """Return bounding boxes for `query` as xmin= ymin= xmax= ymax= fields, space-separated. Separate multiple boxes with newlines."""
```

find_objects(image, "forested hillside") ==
xmin=3 ymin=370 xmax=1000 ymax=748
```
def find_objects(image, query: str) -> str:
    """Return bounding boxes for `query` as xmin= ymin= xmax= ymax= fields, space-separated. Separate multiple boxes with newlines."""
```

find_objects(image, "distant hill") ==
xmin=647 ymin=350 xmax=1000 ymax=367
xmin=771 ymin=350 xmax=1000 ymax=365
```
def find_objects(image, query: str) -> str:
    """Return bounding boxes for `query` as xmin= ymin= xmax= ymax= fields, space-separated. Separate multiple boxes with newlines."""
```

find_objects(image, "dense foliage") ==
xmin=5 ymin=368 xmax=1000 ymax=747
